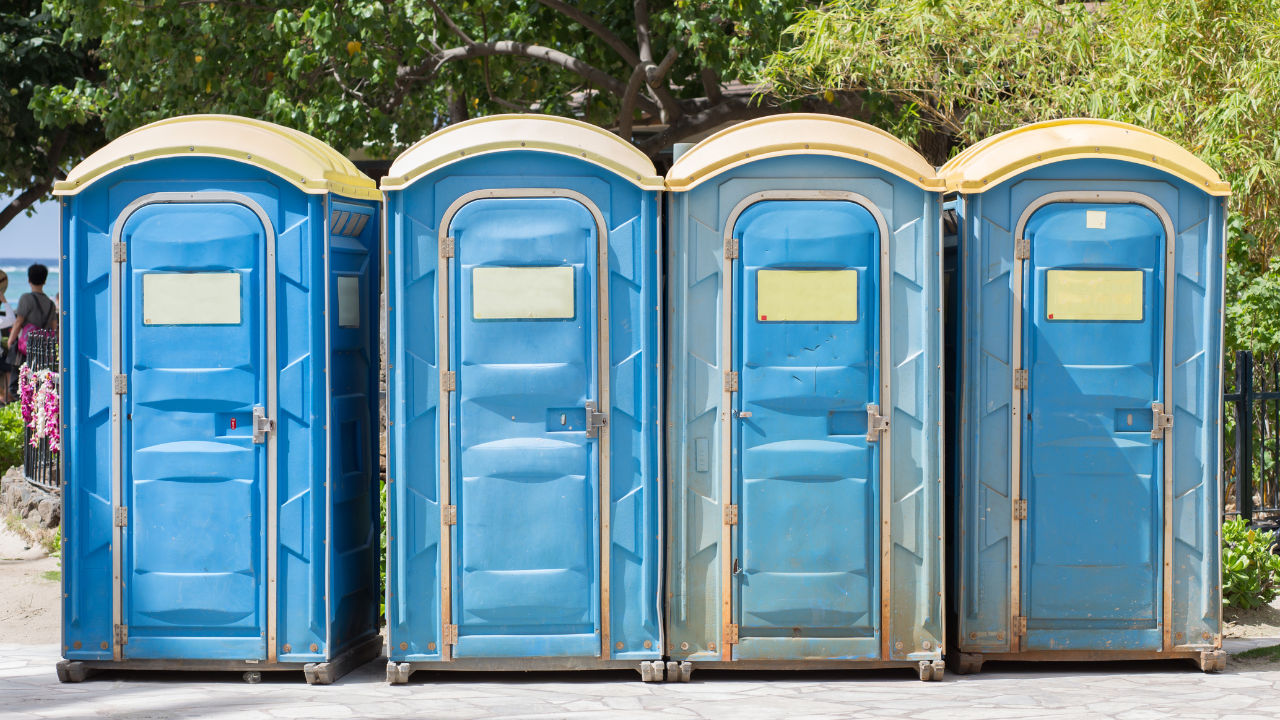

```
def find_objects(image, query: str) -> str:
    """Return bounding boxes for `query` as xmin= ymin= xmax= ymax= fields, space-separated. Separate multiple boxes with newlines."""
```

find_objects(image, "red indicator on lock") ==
xmin=230 ymin=418 xmax=237 ymax=430
xmin=760 ymin=315 xmax=767 ymax=321
xmin=1048 ymin=313 xmax=1054 ymax=319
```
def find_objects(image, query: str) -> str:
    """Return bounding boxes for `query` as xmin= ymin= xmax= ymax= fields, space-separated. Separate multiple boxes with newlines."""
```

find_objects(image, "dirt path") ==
xmin=0 ymin=525 xmax=60 ymax=644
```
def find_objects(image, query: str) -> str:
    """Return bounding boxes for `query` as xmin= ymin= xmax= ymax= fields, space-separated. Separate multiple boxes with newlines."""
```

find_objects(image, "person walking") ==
xmin=0 ymin=270 xmax=13 ymax=403
xmin=7 ymin=263 xmax=57 ymax=399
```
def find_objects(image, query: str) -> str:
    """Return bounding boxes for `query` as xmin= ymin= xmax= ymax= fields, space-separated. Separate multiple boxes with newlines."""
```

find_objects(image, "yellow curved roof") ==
xmin=941 ymin=118 xmax=1230 ymax=196
xmin=665 ymin=114 xmax=943 ymax=192
xmin=382 ymin=114 xmax=662 ymax=191
xmin=54 ymin=114 xmax=379 ymax=200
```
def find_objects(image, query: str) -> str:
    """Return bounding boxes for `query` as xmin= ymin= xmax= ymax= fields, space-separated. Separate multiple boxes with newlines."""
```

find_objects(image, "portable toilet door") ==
xmin=53 ymin=115 xmax=384 ymax=683
xmin=381 ymin=115 xmax=666 ymax=683
xmin=943 ymin=119 xmax=1231 ymax=673
xmin=664 ymin=114 xmax=947 ymax=681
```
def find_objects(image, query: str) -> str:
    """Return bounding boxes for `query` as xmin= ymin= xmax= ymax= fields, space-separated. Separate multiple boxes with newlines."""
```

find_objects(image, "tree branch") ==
xmin=617 ymin=63 xmax=649 ymax=140
xmin=645 ymin=45 xmax=683 ymax=122
xmin=537 ymin=0 xmax=641 ymax=66
xmin=700 ymin=68 xmax=723 ymax=104
xmin=0 ymin=182 xmax=52 ymax=235
xmin=425 ymin=0 xmax=475 ymax=45
xmin=431 ymin=41 xmax=661 ymax=117
xmin=634 ymin=0 xmax=653 ymax=63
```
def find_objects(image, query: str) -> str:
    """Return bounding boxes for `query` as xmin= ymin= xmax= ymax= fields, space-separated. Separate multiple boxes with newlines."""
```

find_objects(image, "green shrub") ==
xmin=1223 ymin=518 xmax=1280 ymax=610
xmin=0 ymin=402 xmax=25 ymax=470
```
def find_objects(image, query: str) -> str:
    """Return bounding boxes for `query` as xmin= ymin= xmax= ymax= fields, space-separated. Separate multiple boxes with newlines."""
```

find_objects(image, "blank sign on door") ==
xmin=1046 ymin=269 xmax=1143 ymax=321
xmin=472 ymin=266 xmax=575 ymax=319
xmin=143 ymin=272 xmax=242 ymax=325
xmin=756 ymin=269 xmax=858 ymax=322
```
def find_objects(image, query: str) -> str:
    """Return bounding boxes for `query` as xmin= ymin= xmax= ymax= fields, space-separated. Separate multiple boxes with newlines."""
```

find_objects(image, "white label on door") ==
xmin=337 ymin=275 xmax=360 ymax=328
xmin=473 ymin=266 xmax=575 ymax=319
xmin=143 ymin=272 xmax=241 ymax=325
xmin=1086 ymin=210 xmax=1107 ymax=229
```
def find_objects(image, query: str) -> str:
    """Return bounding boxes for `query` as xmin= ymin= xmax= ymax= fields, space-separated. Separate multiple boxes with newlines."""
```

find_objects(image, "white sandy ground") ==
xmin=0 ymin=526 xmax=60 ymax=645
xmin=0 ymin=522 xmax=1278 ymax=718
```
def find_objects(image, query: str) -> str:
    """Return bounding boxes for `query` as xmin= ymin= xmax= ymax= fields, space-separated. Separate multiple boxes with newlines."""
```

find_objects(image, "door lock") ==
xmin=252 ymin=406 xmax=274 ymax=444
xmin=585 ymin=401 xmax=607 ymax=439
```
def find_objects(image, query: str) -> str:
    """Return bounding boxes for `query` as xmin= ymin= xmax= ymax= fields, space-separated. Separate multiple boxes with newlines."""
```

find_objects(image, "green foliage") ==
xmin=42 ymin=1 xmax=808 ymax=157
xmin=1223 ymin=518 xmax=1280 ymax=610
xmin=1236 ymin=643 xmax=1280 ymax=661
xmin=0 ymin=1 xmax=105 ymax=229
xmin=764 ymin=0 xmax=1280 ymax=351
xmin=0 ymin=402 xmax=25 ymax=471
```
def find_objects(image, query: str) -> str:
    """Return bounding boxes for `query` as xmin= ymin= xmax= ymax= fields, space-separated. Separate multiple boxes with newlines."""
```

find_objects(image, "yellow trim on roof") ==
xmin=54 ymin=114 xmax=380 ymax=200
xmin=381 ymin=114 xmax=662 ymax=191
xmin=665 ymin=114 xmax=943 ymax=192
xmin=940 ymin=118 xmax=1230 ymax=196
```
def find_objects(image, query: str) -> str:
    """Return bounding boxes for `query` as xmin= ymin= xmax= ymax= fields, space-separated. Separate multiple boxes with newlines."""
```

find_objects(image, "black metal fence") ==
xmin=22 ymin=329 xmax=60 ymax=493
xmin=1225 ymin=349 xmax=1280 ymax=525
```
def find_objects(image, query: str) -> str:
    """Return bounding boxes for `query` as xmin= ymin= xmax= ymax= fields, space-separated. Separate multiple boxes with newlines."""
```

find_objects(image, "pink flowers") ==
xmin=17 ymin=364 xmax=59 ymax=453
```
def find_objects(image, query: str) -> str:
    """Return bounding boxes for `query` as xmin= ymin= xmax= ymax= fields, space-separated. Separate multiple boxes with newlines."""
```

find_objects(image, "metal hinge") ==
xmin=443 ymin=505 xmax=457 ymax=526
xmin=1014 ymin=498 xmax=1027 ymax=521
xmin=724 ymin=371 xmax=739 ymax=393
xmin=1013 ymin=615 xmax=1027 ymax=637
xmin=866 ymin=404 xmax=889 ymax=442
xmin=114 ymin=506 xmax=128 ymax=528
xmin=724 ymin=236 xmax=739 ymax=260
xmin=252 ymin=406 xmax=274 ymax=444
xmin=113 ymin=374 xmax=127 ymax=394
xmin=114 ymin=624 xmax=128 ymax=646
xmin=1014 ymin=369 xmax=1028 ymax=391
xmin=1151 ymin=402 xmax=1173 ymax=440
xmin=1014 ymin=238 xmax=1030 ymax=260
xmin=723 ymin=504 xmax=738 ymax=525
xmin=441 ymin=370 xmax=456 ymax=392
xmin=444 ymin=624 xmax=458 ymax=645
xmin=112 ymin=242 xmax=127 ymax=262
xmin=585 ymin=400 xmax=607 ymax=439
xmin=726 ymin=623 xmax=739 ymax=645
xmin=440 ymin=236 xmax=455 ymax=259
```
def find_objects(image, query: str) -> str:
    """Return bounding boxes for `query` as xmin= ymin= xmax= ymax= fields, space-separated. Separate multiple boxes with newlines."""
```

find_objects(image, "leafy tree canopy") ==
xmin=0 ymin=1 xmax=103 ymax=231
xmin=42 ymin=0 xmax=828 ymax=160
xmin=763 ymin=0 xmax=1280 ymax=352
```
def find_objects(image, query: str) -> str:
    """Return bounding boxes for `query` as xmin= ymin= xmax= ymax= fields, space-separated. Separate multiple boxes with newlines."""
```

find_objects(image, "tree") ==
xmin=763 ymin=0 xmax=1280 ymax=353
xmin=44 ymin=0 xmax=847 ymax=160
xmin=0 ymin=2 xmax=104 ymax=234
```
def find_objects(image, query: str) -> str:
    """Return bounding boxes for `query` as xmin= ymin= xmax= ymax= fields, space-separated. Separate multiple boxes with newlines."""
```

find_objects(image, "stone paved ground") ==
xmin=4 ymin=643 xmax=1280 ymax=719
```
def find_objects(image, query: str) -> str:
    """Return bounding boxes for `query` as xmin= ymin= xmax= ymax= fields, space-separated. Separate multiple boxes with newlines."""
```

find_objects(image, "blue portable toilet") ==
xmin=53 ymin=115 xmax=383 ymax=683
xmin=943 ymin=119 xmax=1231 ymax=673
xmin=664 ymin=114 xmax=947 ymax=681
xmin=380 ymin=115 xmax=666 ymax=683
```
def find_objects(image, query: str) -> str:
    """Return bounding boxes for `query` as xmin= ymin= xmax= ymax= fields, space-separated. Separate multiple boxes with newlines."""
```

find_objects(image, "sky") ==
xmin=0 ymin=194 xmax=59 ymax=263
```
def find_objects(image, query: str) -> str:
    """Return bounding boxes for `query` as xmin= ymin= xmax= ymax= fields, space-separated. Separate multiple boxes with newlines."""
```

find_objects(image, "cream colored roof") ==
xmin=382 ymin=114 xmax=662 ymax=191
xmin=665 ymin=114 xmax=943 ymax=192
xmin=941 ymin=118 xmax=1230 ymax=196
xmin=54 ymin=114 xmax=380 ymax=200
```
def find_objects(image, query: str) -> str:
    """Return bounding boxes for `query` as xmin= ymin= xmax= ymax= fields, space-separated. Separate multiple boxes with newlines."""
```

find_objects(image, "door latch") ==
xmin=252 ymin=406 xmax=274 ymax=444
xmin=866 ymin=404 xmax=889 ymax=442
xmin=585 ymin=400 xmax=607 ymax=439
xmin=1151 ymin=402 xmax=1173 ymax=440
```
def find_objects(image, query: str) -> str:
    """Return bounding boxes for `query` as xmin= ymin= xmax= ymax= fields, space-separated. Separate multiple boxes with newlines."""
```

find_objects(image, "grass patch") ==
xmin=40 ymin=570 xmax=60 ymax=582
xmin=1235 ymin=644 xmax=1280 ymax=662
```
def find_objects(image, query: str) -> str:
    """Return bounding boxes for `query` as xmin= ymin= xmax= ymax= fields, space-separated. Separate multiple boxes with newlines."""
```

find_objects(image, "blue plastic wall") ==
xmin=952 ymin=158 xmax=1226 ymax=654
xmin=666 ymin=154 xmax=945 ymax=663
xmin=61 ymin=156 xmax=380 ymax=663
xmin=384 ymin=150 xmax=663 ymax=663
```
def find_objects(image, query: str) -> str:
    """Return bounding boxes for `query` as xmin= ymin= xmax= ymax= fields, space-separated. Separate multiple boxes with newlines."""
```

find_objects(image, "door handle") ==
xmin=585 ymin=400 xmax=607 ymax=439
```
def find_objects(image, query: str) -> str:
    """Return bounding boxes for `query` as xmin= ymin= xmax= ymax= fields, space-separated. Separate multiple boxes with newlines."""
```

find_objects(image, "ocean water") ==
xmin=0 ymin=259 xmax=60 ymax=305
